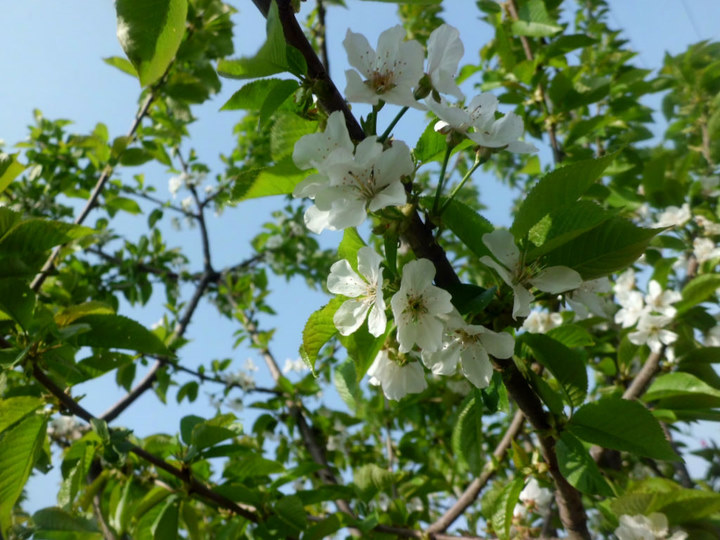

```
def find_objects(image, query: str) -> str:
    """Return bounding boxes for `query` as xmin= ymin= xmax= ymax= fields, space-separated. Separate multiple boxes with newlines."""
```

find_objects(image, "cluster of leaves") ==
xmin=0 ymin=0 xmax=719 ymax=539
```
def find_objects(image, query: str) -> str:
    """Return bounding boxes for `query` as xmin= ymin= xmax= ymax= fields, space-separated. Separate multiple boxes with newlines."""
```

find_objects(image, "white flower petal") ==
xmin=512 ymin=284 xmax=534 ymax=320
xmin=460 ymin=345 xmax=493 ymax=389
xmin=482 ymin=230 xmax=520 ymax=272
xmin=343 ymin=29 xmax=375 ymax=76
xmin=530 ymin=266 xmax=583 ymax=294
xmin=426 ymin=24 xmax=464 ymax=99
xmin=479 ymin=329 xmax=515 ymax=359
xmin=327 ymin=260 xmax=365 ymax=296
xmin=334 ymin=299 xmax=371 ymax=336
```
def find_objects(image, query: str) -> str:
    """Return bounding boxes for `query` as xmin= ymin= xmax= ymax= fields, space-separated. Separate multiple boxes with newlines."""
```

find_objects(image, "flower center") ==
xmin=367 ymin=70 xmax=396 ymax=94
xmin=404 ymin=294 xmax=428 ymax=323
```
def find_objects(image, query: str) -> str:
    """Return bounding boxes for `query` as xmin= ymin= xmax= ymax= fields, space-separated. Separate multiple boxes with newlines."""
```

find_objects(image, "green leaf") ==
xmin=543 ymin=218 xmax=661 ymax=279
xmin=490 ymin=477 xmax=525 ymax=540
xmin=337 ymin=228 xmax=366 ymax=271
xmin=643 ymin=372 xmax=720 ymax=410
xmin=0 ymin=153 xmax=25 ymax=195
xmin=0 ymin=397 xmax=44 ymax=435
xmin=216 ymin=1 xmax=306 ymax=79
xmin=556 ymin=433 xmax=613 ymax=496
xmin=414 ymin=121 xmax=447 ymax=163
xmin=0 ymin=278 xmax=35 ymax=329
xmin=338 ymin=323 xmax=389 ymax=379
xmin=354 ymin=464 xmax=393 ymax=501
xmin=546 ymin=324 xmax=594 ymax=348
xmin=539 ymin=34 xmax=597 ymax=60
xmin=519 ymin=333 xmax=587 ymax=407
xmin=32 ymin=507 xmax=101 ymax=539
xmin=151 ymin=497 xmax=179 ymax=540
xmin=526 ymin=200 xmax=614 ymax=260
xmin=679 ymin=347 xmax=720 ymax=363
xmin=511 ymin=153 xmax=615 ymax=239
xmin=274 ymin=495 xmax=307 ymax=533
xmin=429 ymin=197 xmax=494 ymax=258
xmin=55 ymin=301 xmax=115 ymax=327
xmin=677 ymin=274 xmax=720 ymax=314
xmin=105 ymin=195 xmax=143 ymax=215
xmin=73 ymin=314 xmax=169 ymax=355
xmin=221 ymin=78 xmax=299 ymax=125
xmin=103 ymin=56 xmax=138 ymax=78
xmin=231 ymin=158 xmax=308 ymax=201
xmin=0 ymin=219 xmax=93 ymax=255
xmin=510 ymin=0 xmax=561 ymax=37
xmin=118 ymin=148 xmax=154 ymax=166
xmin=115 ymin=0 xmax=188 ymax=87
xmin=303 ymin=514 xmax=342 ymax=540
xmin=0 ymin=415 xmax=47 ymax=535
xmin=270 ymin=112 xmax=317 ymax=161
xmin=334 ymin=360 xmax=360 ymax=411
xmin=567 ymin=398 xmax=679 ymax=460
xmin=299 ymin=297 xmax=343 ymax=371
xmin=226 ymin=454 xmax=284 ymax=480
xmin=451 ymin=391 xmax=484 ymax=474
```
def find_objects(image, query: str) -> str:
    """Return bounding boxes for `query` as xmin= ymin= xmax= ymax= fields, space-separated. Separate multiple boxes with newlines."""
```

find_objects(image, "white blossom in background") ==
xmin=282 ymin=358 xmax=307 ymax=374
xmin=695 ymin=215 xmax=720 ymax=235
xmin=644 ymin=280 xmax=681 ymax=318
xmin=614 ymin=513 xmax=687 ymax=540
xmin=168 ymin=173 xmax=186 ymax=197
xmin=693 ymin=237 xmax=720 ymax=264
xmin=376 ymin=493 xmax=391 ymax=512
xmin=425 ymin=24 xmax=464 ymax=99
xmin=664 ymin=346 xmax=677 ymax=364
xmin=628 ymin=314 xmax=678 ymax=354
xmin=391 ymin=259 xmax=454 ymax=352
xmin=654 ymin=203 xmax=691 ymax=228
xmin=326 ymin=420 xmax=349 ymax=453
xmin=567 ymin=277 xmax=614 ymax=319
xmin=522 ymin=311 xmax=564 ymax=333
xmin=180 ymin=196 xmax=194 ymax=213
xmin=367 ymin=349 xmax=427 ymax=401
xmin=245 ymin=358 xmax=258 ymax=373
xmin=343 ymin=26 xmax=424 ymax=108
xmin=327 ymin=246 xmax=387 ymax=337
xmin=513 ymin=478 xmax=553 ymax=518
xmin=614 ymin=268 xmax=636 ymax=302
xmin=614 ymin=291 xmax=647 ymax=328
xmin=308 ymin=138 xmax=412 ymax=233
xmin=407 ymin=497 xmax=424 ymax=513
xmin=705 ymin=323 xmax=720 ymax=347
xmin=480 ymin=230 xmax=582 ymax=319
xmin=48 ymin=415 xmax=82 ymax=440
xmin=447 ymin=378 xmax=471 ymax=395
xmin=422 ymin=310 xmax=514 ymax=389
xmin=698 ymin=175 xmax=720 ymax=197
xmin=222 ymin=370 xmax=256 ymax=391
xmin=427 ymin=93 xmax=538 ymax=154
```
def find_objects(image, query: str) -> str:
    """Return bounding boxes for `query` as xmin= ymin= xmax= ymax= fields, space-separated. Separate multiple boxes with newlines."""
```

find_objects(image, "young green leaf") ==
xmin=299 ymin=297 xmax=343 ymax=371
xmin=425 ymin=197 xmax=493 ymax=258
xmin=676 ymin=274 xmax=720 ymax=314
xmin=556 ymin=432 xmax=613 ymax=496
xmin=567 ymin=398 xmax=680 ymax=461
xmin=451 ymin=391 xmax=484 ymax=474
xmin=73 ymin=314 xmax=169 ymax=355
xmin=0 ymin=278 xmax=35 ymax=329
xmin=511 ymin=153 xmax=615 ymax=239
xmin=115 ymin=0 xmax=188 ymax=86
xmin=490 ymin=477 xmax=525 ymax=540
xmin=0 ymin=153 xmax=25 ymax=195
xmin=337 ymin=228 xmax=366 ymax=272
xmin=231 ymin=158 xmax=307 ymax=201
xmin=0 ymin=396 xmax=44 ymax=435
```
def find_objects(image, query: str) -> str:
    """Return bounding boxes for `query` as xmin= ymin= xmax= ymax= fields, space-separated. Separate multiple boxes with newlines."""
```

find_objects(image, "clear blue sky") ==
xmin=2 ymin=0 xmax=718 ymax=513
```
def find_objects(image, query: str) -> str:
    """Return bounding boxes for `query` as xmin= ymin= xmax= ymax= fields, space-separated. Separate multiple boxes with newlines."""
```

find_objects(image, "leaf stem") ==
xmin=378 ymin=106 xmax=409 ymax=143
xmin=439 ymin=150 xmax=488 ymax=214
xmin=432 ymin=143 xmax=454 ymax=215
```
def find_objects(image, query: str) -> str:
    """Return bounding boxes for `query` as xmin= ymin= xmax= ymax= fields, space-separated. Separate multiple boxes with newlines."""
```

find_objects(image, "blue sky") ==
xmin=2 ymin=0 xmax=719 ymax=514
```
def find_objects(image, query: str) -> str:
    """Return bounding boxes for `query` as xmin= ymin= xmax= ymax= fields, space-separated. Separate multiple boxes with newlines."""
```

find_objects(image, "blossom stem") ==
xmin=439 ymin=150 xmax=488 ymax=214
xmin=432 ymin=143 xmax=454 ymax=214
xmin=378 ymin=106 xmax=409 ymax=143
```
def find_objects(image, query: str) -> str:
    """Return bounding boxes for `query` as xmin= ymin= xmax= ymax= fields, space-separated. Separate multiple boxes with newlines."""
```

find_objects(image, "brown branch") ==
xmin=30 ymin=91 xmax=158 ymax=292
xmin=505 ymin=0 xmax=563 ymax=164
xmin=316 ymin=0 xmax=329 ymax=72
xmin=32 ymin=364 xmax=259 ymax=522
xmin=427 ymin=410 xmax=525 ymax=534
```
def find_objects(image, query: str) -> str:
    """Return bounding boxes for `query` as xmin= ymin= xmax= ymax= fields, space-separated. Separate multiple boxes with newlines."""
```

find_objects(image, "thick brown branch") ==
xmin=427 ymin=410 xmax=525 ymax=534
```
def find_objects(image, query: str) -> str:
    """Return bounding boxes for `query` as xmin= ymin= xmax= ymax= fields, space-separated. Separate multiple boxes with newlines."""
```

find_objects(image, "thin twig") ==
xmin=427 ymin=410 xmax=525 ymax=534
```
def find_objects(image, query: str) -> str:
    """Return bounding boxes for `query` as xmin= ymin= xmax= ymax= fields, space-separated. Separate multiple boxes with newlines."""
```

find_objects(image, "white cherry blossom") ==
xmin=613 ymin=268 xmax=636 ymax=302
xmin=522 ymin=311 xmax=564 ymax=333
xmin=426 ymin=93 xmax=538 ymax=154
xmin=292 ymin=111 xmax=354 ymax=171
xmin=654 ymin=203 xmax=691 ymax=228
xmin=628 ymin=314 xmax=678 ymax=354
xmin=367 ymin=349 xmax=427 ymax=401
xmin=614 ymin=290 xmax=647 ymax=328
xmin=644 ymin=280 xmax=681 ymax=318
xmin=480 ymin=229 xmax=582 ymax=319
xmin=513 ymin=478 xmax=553 ymax=518
xmin=693 ymin=236 xmax=720 ymax=264
xmin=567 ymin=277 xmax=613 ymax=319
xmin=391 ymin=259 xmax=454 ymax=353
xmin=421 ymin=310 xmax=514 ymax=388
xmin=327 ymin=246 xmax=386 ymax=337
xmin=705 ymin=323 xmax=720 ymax=347
xmin=425 ymin=24 xmax=464 ymax=99
xmin=343 ymin=26 xmax=425 ymax=108
xmin=695 ymin=215 xmax=720 ymax=235
xmin=310 ymin=138 xmax=412 ymax=232
xmin=614 ymin=513 xmax=687 ymax=540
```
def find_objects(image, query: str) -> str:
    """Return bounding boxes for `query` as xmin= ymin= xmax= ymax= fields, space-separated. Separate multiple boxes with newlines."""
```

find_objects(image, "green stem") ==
xmin=378 ymin=106 xmax=409 ymax=143
xmin=432 ymin=144 xmax=454 ymax=215
xmin=439 ymin=151 xmax=488 ymax=214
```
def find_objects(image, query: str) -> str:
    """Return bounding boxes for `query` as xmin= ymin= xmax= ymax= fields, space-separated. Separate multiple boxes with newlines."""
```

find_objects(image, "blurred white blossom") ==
xmin=614 ymin=513 xmax=687 ymax=540
xmin=522 ymin=311 xmax=563 ymax=333
xmin=654 ymin=203 xmax=691 ymax=228
xmin=367 ymin=350 xmax=427 ymax=401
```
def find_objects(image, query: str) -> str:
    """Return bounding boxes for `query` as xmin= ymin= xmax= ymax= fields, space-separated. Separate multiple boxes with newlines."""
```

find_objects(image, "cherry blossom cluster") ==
xmin=613 ymin=269 xmax=680 ymax=354
xmin=328 ymin=249 xmax=514 ymax=400
xmin=614 ymin=513 xmax=687 ymax=540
